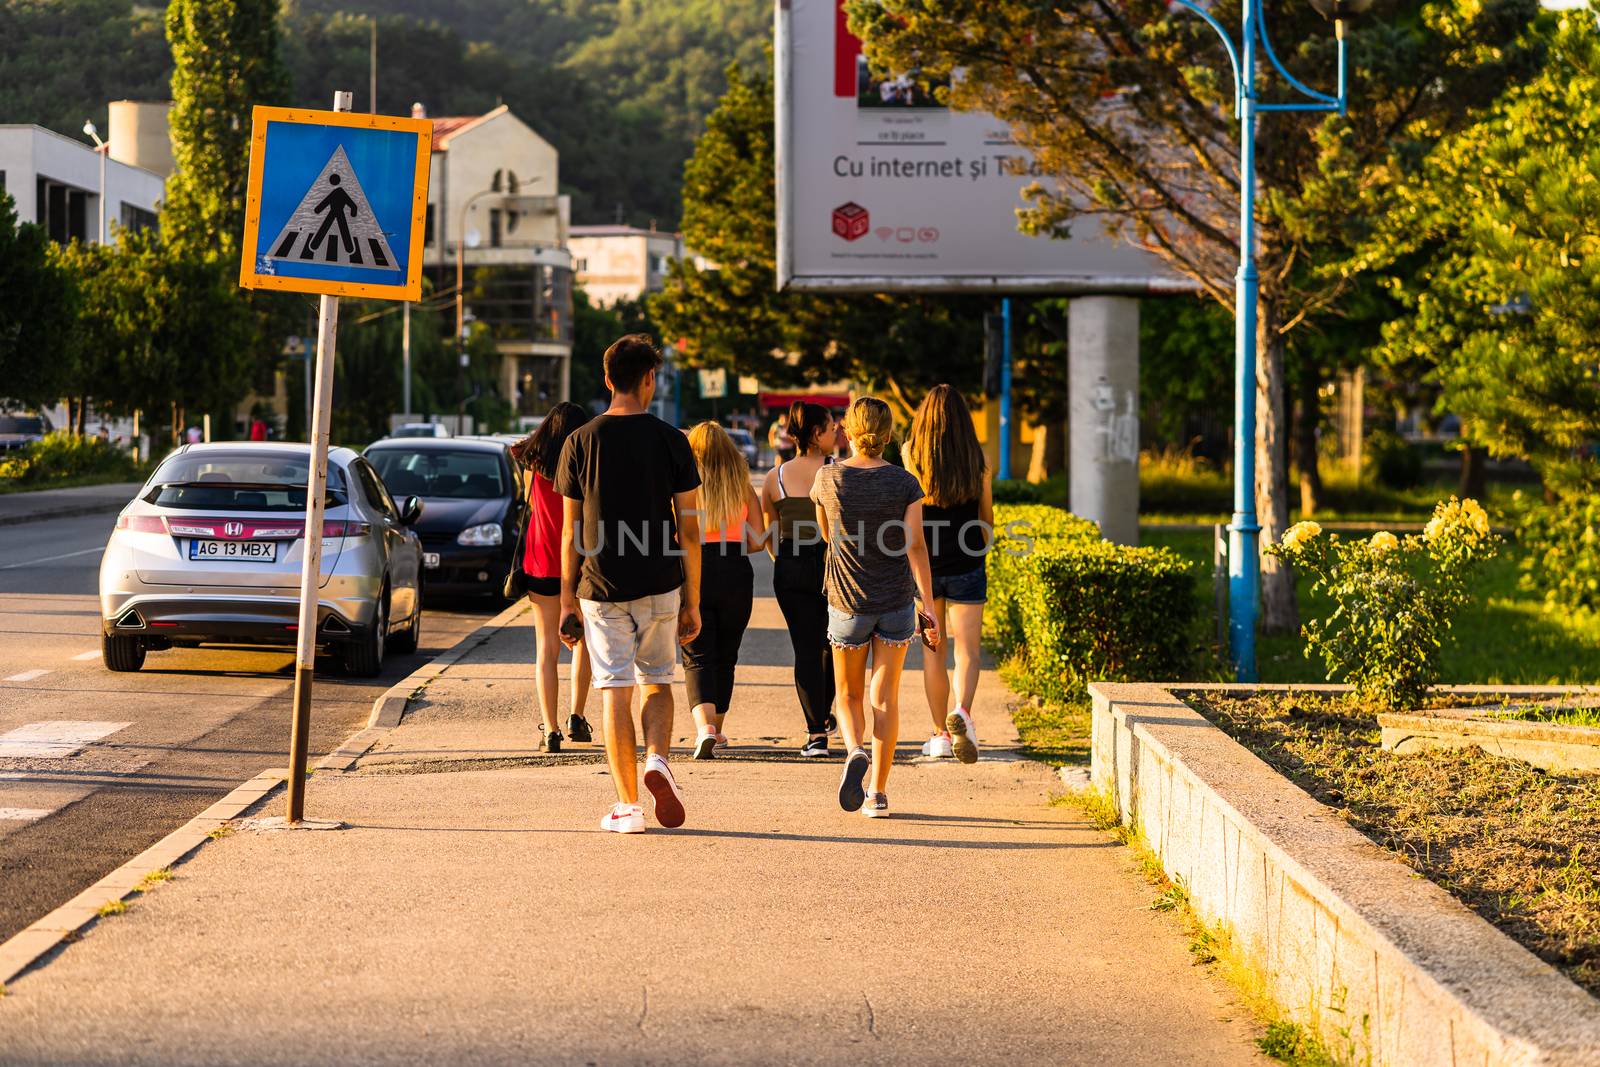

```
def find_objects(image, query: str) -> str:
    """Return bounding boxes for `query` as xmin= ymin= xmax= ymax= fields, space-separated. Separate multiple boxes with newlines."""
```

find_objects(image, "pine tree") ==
xmin=164 ymin=0 xmax=291 ymax=261
xmin=1364 ymin=15 xmax=1600 ymax=495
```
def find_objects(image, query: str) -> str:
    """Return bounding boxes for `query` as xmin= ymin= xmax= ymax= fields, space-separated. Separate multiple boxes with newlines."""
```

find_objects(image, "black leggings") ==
xmin=683 ymin=545 xmax=754 ymax=717
xmin=772 ymin=543 xmax=835 ymax=736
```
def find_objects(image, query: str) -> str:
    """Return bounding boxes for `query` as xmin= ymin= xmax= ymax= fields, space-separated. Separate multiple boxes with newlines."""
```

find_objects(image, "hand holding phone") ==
xmin=559 ymin=612 xmax=584 ymax=647
xmin=917 ymin=610 xmax=940 ymax=651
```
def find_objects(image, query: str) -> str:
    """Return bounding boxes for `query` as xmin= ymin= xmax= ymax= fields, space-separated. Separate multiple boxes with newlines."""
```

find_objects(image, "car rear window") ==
xmin=145 ymin=452 xmax=347 ymax=511
xmin=0 ymin=416 xmax=44 ymax=435
xmin=369 ymin=448 xmax=506 ymax=499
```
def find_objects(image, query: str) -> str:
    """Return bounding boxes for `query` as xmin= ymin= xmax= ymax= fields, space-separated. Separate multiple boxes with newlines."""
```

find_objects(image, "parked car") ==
xmin=725 ymin=427 xmax=759 ymax=467
xmin=364 ymin=437 xmax=523 ymax=600
xmin=390 ymin=423 xmax=450 ymax=439
xmin=0 ymin=412 xmax=52 ymax=452
xmin=98 ymin=443 xmax=425 ymax=676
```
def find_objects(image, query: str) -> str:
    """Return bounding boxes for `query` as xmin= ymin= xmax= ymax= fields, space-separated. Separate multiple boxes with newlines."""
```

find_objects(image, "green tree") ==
xmin=0 ymin=193 xmax=74 ymax=408
xmin=650 ymin=63 xmax=984 ymax=412
xmin=164 ymin=0 xmax=291 ymax=260
xmin=1361 ymin=14 xmax=1600 ymax=496
xmin=849 ymin=0 xmax=1541 ymax=632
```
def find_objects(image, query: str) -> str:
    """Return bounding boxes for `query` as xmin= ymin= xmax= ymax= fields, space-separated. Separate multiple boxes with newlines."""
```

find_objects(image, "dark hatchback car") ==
xmin=364 ymin=437 xmax=523 ymax=599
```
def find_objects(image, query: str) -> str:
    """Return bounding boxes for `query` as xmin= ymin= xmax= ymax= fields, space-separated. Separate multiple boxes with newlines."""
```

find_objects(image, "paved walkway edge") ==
xmin=0 ymin=599 xmax=532 ymax=989
xmin=361 ymin=598 xmax=530 ymax=732
xmin=0 ymin=769 xmax=285 ymax=988
xmin=1090 ymin=681 xmax=1600 ymax=1067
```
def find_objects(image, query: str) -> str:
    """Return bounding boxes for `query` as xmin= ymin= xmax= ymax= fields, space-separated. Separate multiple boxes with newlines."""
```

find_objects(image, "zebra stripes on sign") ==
xmin=263 ymin=145 xmax=399 ymax=271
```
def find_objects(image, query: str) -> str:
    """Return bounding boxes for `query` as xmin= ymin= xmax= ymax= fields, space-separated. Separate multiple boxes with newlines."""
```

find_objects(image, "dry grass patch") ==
xmin=1189 ymin=691 xmax=1600 ymax=997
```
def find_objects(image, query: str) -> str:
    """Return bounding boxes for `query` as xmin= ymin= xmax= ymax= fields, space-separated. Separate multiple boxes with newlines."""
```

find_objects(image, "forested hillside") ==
xmin=0 ymin=0 xmax=768 ymax=225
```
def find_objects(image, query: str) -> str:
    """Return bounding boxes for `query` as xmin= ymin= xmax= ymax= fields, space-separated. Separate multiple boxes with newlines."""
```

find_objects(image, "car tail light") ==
xmin=322 ymin=521 xmax=371 ymax=538
xmin=116 ymin=514 xmax=169 ymax=534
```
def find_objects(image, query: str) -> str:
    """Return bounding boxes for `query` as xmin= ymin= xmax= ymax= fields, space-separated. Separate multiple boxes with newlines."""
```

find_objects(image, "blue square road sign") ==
xmin=239 ymin=107 xmax=432 ymax=301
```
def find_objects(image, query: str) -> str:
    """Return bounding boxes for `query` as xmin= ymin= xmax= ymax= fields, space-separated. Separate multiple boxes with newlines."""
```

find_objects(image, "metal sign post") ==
xmin=239 ymin=91 xmax=432 ymax=824
xmin=287 ymin=90 xmax=353 ymax=823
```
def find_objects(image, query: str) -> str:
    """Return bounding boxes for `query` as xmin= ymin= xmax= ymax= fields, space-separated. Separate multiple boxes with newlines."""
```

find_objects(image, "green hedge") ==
xmin=986 ymin=503 xmax=1198 ymax=703
xmin=0 ymin=432 xmax=141 ymax=486
xmin=985 ymin=504 xmax=1100 ymax=649
xmin=1518 ymin=496 xmax=1600 ymax=612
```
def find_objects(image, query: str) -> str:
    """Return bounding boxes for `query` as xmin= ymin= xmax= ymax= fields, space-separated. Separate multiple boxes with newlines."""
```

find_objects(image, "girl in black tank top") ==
xmin=903 ymin=385 xmax=994 ymax=765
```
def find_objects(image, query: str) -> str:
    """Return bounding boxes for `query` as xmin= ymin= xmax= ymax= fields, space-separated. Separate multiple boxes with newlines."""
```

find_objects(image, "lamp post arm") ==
xmin=1251 ymin=0 xmax=1341 ymax=107
xmin=1166 ymin=0 xmax=1244 ymax=115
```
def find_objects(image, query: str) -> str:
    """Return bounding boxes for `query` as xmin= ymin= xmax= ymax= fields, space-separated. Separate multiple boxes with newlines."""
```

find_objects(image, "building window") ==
xmin=574 ymin=257 xmax=588 ymax=273
xmin=424 ymin=204 xmax=435 ymax=246
xmin=35 ymin=177 xmax=89 ymax=244
xmin=120 ymin=203 xmax=158 ymax=235
xmin=489 ymin=208 xmax=502 ymax=248
xmin=0 ymin=171 xmax=6 ymax=196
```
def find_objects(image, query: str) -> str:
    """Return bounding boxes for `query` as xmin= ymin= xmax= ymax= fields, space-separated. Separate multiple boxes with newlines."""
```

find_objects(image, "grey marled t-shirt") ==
xmin=813 ymin=461 xmax=924 ymax=615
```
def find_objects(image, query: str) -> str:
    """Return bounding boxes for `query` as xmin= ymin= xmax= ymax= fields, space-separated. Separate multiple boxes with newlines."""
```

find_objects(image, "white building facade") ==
xmin=419 ymin=104 xmax=574 ymax=414
xmin=0 ymin=122 xmax=163 ymax=244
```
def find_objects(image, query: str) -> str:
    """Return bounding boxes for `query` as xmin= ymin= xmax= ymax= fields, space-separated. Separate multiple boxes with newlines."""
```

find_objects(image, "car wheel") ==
xmin=102 ymin=632 xmax=145 ymax=672
xmin=344 ymin=594 xmax=386 ymax=678
xmin=391 ymin=597 xmax=420 ymax=654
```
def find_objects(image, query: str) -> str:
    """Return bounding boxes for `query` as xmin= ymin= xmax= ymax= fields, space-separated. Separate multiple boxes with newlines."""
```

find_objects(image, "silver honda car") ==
xmin=98 ymin=443 xmax=425 ymax=677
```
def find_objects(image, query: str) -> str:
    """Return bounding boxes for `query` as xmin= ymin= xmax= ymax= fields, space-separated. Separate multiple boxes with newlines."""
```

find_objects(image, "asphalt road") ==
xmin=0 ymin=509 xmax=500 ymax=942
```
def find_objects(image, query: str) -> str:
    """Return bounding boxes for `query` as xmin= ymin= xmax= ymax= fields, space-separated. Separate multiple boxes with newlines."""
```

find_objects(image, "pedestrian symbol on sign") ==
xmin=263 ymin=146 xmax=398 ymax=270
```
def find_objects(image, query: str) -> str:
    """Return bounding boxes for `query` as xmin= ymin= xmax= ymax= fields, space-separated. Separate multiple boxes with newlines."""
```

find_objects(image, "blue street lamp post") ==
xmin=1167 ymin=0 xmax=1369 ymax=681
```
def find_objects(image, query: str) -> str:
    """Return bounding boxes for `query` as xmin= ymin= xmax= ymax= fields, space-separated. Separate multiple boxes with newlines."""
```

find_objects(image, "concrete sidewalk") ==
xmin=0 ymin=482 xmax=141 ymax=527
xmin=0 ymin=568 xmax=1265 ymax=1066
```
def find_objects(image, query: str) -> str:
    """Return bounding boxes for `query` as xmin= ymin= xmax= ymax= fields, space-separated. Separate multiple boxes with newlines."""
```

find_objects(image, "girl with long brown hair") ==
xmin=903 ymin=384 xmax=992 ymax=764
xmin=684 ymin=422 xmax=764 ymax=759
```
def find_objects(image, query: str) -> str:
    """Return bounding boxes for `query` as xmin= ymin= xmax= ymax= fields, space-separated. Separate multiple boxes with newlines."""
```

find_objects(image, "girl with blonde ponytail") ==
xmin=683 ymin=422 xmax=764 ymax=759
xmin=811 ymin=396 xmax=939 ymax=818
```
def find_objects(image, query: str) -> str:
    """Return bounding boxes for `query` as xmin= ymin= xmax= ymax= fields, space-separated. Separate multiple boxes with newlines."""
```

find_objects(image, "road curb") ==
xmin=0 ymin=768 xmax=286 ymax=989
xmin=361 ymin=598 xmax=531 ymax=732
xmin=0 ymin=599 xmax=531 ymax=990
xmin=0 ymin=502 xmax=125 ymax=529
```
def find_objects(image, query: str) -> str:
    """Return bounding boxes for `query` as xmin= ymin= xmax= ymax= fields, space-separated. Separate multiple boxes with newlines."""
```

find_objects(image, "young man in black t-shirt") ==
xmin=557 ymin=335 xmax=702 ymax=834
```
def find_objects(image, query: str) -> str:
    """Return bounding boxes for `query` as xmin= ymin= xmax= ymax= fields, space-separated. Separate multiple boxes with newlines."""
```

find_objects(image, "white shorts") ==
xmin=579 ymin=591 xmax=681 ymax=690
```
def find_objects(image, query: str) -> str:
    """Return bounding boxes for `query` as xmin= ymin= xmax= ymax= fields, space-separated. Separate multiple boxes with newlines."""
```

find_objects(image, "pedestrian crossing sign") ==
xmin=239 ymin=106 xmax=432 ymax=301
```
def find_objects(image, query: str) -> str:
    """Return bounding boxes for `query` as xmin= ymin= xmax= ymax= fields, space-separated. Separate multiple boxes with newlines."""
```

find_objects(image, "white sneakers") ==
xmin=600 ymin=754 xmax=688 ymax=833
xmin=947 ymin=708 xmax=979 ymax=764
xmin=693 ymin=730 xmax=717 ymax=760
xmin=643 ymin=754 xmax=686 ymax=828
xmin=921 ymin=733 xmax=954 ymax=759
xmin=599 ymin=803 xmax=645 ymax=834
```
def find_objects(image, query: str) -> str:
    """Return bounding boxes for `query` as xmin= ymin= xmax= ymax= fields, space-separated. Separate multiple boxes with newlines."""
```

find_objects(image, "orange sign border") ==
xmin=239 ymin=106 xmax=433 ymax=301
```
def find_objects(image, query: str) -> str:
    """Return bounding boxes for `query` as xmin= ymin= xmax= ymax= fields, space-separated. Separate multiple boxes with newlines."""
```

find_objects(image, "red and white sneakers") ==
xmin=599 ymin=803 xmax=645 ymax=834
xmin=643 ymin=754 xmax=686 ymax=829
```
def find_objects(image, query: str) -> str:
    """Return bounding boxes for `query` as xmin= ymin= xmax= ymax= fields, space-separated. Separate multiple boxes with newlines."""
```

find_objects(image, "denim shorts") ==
xmin=826 ymin=602 xmax=917 ymax=650
xmin=579 ymin=590 xmax=680 ymax=689
xmin=922 ymin=566 xmax=988 ymax=606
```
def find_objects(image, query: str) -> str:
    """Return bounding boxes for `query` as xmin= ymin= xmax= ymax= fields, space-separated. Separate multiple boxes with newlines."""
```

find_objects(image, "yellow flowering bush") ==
xmin=1266 ymin=497 xmax=1500 ymax=710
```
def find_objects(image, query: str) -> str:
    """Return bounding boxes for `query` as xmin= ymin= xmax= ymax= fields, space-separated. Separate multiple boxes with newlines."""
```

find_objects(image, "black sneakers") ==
xmin=838 ymin=747 xmax=869 ymax=811
xmin=539 ymin=728 xmax=563 ymax=754
xmin=567 ymin=713 xmax=593 ymax=743
xmin=801 ymin=735 xmax=830 ymax=758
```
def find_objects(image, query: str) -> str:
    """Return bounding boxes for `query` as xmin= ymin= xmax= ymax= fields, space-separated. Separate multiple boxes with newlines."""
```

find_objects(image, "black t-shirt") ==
xmin=555 ymin=413 xmax=701 ymax=603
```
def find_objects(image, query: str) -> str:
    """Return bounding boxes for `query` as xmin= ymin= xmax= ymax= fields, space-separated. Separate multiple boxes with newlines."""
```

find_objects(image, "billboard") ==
xmin=775 ymin=0 xmax=1185 ymax=293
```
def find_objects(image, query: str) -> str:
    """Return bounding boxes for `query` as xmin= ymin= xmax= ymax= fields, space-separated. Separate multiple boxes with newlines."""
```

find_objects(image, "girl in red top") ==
xmin=511 ymin=403 xmax=593 ymax=752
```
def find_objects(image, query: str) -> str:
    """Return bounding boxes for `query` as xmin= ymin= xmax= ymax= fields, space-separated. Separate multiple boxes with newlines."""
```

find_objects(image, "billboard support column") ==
xmin=1068 ymin=296 xmax=1140 ymax=545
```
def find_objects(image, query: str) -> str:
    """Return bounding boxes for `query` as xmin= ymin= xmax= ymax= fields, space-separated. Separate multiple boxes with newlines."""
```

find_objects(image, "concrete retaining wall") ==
xmin=1089 ymin=682 xmax=1600 ymax=1067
